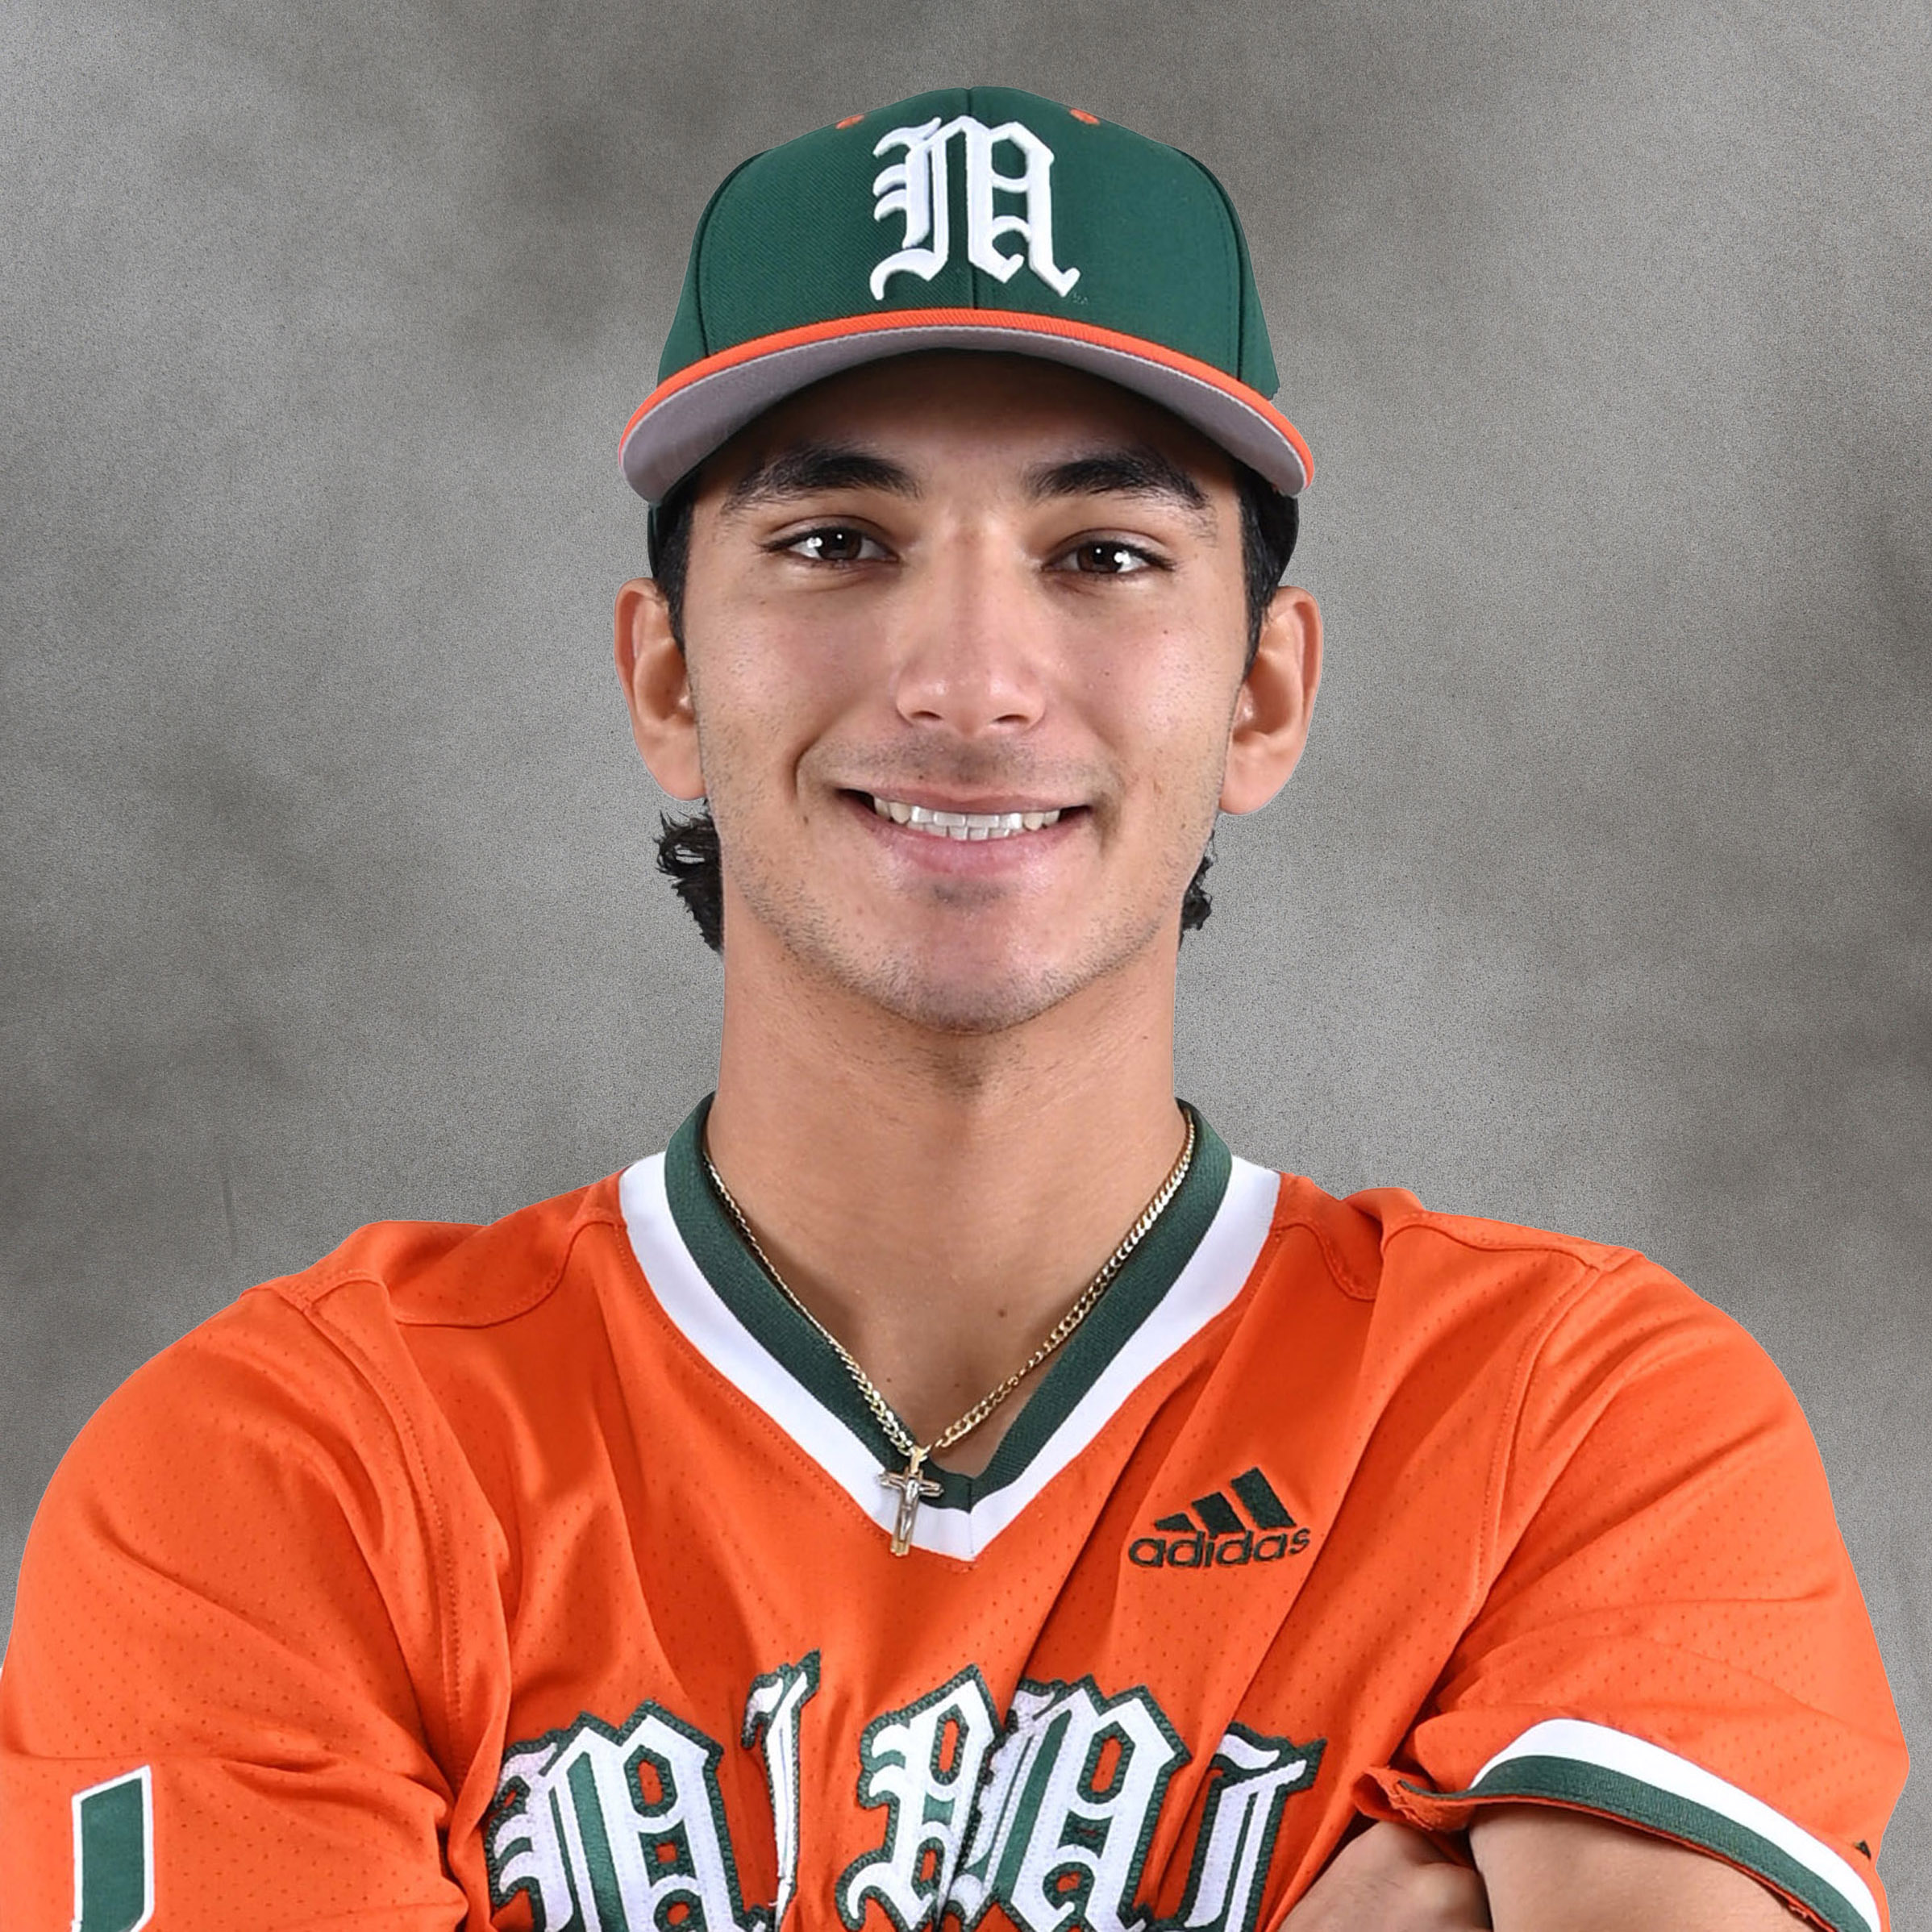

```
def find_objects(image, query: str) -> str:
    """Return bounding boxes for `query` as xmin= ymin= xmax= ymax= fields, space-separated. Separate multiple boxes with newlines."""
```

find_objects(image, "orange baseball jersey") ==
xmin=1 ymin=1103 xmax=1906 ymax=1931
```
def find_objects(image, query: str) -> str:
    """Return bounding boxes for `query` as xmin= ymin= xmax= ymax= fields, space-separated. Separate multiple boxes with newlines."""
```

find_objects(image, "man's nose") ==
xmin=888 ymin=531 xmax=1048 ymax=739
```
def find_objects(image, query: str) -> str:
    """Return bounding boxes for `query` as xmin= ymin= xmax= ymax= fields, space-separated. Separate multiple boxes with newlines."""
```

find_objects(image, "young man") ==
xmin=0 ymin=86 xmax=1905 ymax=1932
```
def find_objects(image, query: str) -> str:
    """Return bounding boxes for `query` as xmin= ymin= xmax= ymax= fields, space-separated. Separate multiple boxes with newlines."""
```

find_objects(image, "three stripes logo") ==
xmin=1128 ymin=1466 xmax=1312 ymax=1571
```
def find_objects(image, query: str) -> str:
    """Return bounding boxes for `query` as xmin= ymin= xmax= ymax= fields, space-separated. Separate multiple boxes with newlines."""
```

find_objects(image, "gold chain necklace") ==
xmin=702 ymin=1110 xmax=1197 ymax=1555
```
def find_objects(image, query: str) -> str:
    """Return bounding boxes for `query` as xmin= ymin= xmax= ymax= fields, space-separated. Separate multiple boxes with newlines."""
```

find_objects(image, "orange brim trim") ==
xmin=619 ymin=308 xmax=1313 ymax=486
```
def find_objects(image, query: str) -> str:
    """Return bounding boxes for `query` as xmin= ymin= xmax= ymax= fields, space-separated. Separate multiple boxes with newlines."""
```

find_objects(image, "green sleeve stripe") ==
xmin=1402 ymin=1730 xmax=1879 ymax=1932
xmin=1467 ymin=1756 xmax=1867 ymax=1932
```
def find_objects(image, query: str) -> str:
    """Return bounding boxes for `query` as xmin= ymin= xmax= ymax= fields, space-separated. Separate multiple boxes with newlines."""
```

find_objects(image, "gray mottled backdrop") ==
xmin=5 ymin=0 xmax=1927 ymax=1913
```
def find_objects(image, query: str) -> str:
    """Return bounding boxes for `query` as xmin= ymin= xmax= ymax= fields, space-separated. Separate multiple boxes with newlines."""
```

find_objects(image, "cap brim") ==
xmin=619 ymin=309 xmax=1311 ymax=503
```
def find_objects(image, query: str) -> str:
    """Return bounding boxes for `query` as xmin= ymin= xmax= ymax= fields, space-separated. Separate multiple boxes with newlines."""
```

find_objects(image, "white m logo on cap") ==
xmin=870 ymin=115 xmax=1081 ymax=302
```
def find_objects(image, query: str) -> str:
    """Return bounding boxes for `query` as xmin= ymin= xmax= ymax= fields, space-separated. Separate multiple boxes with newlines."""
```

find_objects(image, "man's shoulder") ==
xmin=1267 ymin=1168 xmax=1668 ymax=1307
xmin=252 ymin=1170 xmax=631 ymax=1332
xmin=1336 ymin=1180 xmax=1634 ymax=1270
xmin=49 ymin=1172 xmax=636 ymax=1495
xmin=1254 ymin=1168 xmax=1769 ymax=1409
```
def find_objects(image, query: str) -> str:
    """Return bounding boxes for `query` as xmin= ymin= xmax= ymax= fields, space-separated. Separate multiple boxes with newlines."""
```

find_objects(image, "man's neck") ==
xmin=702 ymin=932 xmax=1189 ymax=1472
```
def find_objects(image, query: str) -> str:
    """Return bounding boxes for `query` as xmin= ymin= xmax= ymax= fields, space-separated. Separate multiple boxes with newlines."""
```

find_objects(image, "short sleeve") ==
xmin=0 ymin=1289 xmax=475 ymax=1928
xmin=1364 ymin=1256 xmax=1908 ymax=1932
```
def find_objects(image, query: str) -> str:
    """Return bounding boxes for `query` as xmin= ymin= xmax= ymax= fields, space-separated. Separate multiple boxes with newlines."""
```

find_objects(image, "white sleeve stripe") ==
xmin=1470 ymin=1719 xmax=1877 ymax=1932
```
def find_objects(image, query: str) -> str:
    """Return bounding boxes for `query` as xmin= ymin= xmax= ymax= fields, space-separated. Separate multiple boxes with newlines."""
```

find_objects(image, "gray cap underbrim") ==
xmin=620 ymin=323 xmax=1310 ymax=504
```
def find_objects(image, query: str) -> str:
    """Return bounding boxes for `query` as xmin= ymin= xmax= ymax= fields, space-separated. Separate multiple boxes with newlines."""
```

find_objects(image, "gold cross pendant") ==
xmin=879 ymin=1448 xmax=943 ymax=1556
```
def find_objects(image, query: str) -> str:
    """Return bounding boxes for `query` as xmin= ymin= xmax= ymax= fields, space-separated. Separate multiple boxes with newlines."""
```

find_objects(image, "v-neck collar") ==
xmin=658 ymin=1095 xmax=1235 ymax=1514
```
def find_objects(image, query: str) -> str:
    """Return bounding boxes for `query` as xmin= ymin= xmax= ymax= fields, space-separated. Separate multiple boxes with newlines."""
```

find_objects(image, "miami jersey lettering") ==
xmin=483 ymin=1661 xmax=1315 ymax=1932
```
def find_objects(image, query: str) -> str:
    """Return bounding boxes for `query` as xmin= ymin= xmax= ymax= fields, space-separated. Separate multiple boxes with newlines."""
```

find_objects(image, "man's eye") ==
xmin=1060 ymin=541 xmax=1154 ymax=576
xmin=784 ymin=527 xmax=885 ymax=564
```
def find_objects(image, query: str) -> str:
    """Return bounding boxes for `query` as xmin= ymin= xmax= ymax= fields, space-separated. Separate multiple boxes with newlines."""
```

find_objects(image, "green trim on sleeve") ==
xmin=1408 ymin=1756 xmax=1873 ymax=1932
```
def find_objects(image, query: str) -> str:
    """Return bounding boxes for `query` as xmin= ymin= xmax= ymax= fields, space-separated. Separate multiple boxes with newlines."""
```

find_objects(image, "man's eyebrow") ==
xmin=1023 ymin=445 xmax=1214 ymax=523
xmin=721 ymin=441 xmax=921 ymax=512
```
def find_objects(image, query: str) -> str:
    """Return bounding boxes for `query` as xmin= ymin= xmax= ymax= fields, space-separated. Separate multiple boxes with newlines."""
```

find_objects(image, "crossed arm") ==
xmin=1284 ymin=1812 xmax=1801 ymax=1930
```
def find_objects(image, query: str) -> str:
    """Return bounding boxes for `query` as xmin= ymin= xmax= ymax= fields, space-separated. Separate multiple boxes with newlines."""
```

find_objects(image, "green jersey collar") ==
xmin=661 ymin=1096 xmax=1234 ymax=1513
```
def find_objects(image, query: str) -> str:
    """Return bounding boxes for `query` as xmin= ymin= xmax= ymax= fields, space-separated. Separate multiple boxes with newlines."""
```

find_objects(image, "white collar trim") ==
xmin=617 ymin=1152 xmax=1281 ymax=1561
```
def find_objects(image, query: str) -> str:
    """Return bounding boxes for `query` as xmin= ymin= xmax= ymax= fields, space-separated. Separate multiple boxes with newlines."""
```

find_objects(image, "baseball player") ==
xmin=0 ymin=86 xmax=1906 ymax=1931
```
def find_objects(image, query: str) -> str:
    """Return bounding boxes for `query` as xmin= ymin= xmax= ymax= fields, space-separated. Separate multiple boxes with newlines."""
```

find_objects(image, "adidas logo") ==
xmin=1128 ymin=1466 xmax=1313 ymax=1570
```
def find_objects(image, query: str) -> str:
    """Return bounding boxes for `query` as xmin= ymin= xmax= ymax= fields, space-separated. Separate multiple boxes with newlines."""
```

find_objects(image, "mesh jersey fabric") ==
xmin=0 ymin=1106 xmax=1906 ymax=1932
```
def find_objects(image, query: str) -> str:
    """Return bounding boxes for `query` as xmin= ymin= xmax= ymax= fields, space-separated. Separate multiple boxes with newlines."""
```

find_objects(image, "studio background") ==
xmin=5 ymin=0 xmax=1927 ymax=1913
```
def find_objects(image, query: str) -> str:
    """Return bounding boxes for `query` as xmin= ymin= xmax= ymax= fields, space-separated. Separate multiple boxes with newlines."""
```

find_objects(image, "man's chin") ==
xmin=729 ymin=876 xmax=1170 ymax=1037
xmin=847 ymin=956 xmax=1085 ymax=1038
xmin=818 ymin=916 xmax=1176 ymax=1039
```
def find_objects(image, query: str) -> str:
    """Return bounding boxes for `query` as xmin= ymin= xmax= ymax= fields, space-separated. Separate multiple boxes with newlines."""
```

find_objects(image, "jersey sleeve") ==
xmin=1363 ymin=1254 xmax=1908 ymax=1932
xmin=0 ymin=1285 xmax=477 ymax=1929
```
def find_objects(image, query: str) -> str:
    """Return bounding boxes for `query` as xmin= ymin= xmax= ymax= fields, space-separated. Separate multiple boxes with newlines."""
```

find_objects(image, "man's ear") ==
xmin=1220 ymin=585 xmax=1322 ymax=815
xmin=615 ymin=577 xmax=706 ymax=800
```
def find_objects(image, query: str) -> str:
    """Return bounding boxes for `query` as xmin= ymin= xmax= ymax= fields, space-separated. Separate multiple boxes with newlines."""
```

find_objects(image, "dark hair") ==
xmin=652 ymin=463 xmax=1298 ymax=954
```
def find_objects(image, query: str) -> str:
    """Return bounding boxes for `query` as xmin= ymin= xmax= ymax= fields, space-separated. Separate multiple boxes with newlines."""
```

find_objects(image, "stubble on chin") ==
xmin=721 ymin=831 xmax=1195 ymax=1042
xmin=730 ymin=864 xmax=1104 ymax=1037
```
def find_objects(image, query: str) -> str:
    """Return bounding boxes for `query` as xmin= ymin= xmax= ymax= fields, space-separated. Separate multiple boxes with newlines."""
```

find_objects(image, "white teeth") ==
xmin=868 ymin=797 xmax=1064 ymax=840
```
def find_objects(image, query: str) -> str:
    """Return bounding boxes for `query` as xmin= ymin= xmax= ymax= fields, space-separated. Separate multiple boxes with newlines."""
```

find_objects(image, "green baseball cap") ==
xmin=620 ymin=85 xmax=1312 ymax=505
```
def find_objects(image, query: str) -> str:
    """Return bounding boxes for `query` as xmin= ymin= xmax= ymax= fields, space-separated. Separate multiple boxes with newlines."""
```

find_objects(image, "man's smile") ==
xmin=831 ymin=787 xmax=1092 ymax=873
xmin=865 ymin=795 xmax=1068 ymax=842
